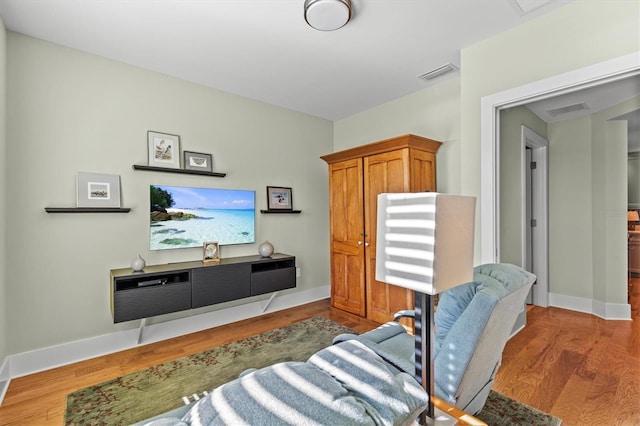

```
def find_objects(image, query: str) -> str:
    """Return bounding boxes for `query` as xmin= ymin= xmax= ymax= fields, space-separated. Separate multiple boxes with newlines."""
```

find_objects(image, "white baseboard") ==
xmin=0 ymin=380 xmax=8 ymax=406
xmin=0 ymin=355 xmax=9 ymax=404
xmin=549 ymin=292 xmax=631 ymax=320
xmin=1 ymin=286 xmax=330 ymax=391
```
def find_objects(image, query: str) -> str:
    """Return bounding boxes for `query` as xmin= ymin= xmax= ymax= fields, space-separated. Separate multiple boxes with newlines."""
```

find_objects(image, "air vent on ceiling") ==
xmin=546 ymin=102 xmax=589 ymax=118
xmin=513 ymin=0 xmax=553 ymax=15
xmin=418 ymin=63 xmax=459 ymax=82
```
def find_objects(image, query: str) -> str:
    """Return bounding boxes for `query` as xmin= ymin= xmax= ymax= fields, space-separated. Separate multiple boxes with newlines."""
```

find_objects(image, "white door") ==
xmin=522 ymin=126 xmax=549 ymax=307
xmin=525 ymin=147 xmax=534 ymax=304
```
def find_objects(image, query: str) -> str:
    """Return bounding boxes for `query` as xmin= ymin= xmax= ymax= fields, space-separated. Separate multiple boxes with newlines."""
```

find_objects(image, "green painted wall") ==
xmin=544 ymin=96 xmax=639 ymax=303
xmin=333 ymin=75 xmax=462 ymax=195
xmin=336 ymin=0 xmax=639 ymax=308
xmin=461 ymin=0 xmax=639 ymax=304
xmin=461 ymin=0 xmax=639 ymax=260
xmin=0 ymin=14 xmax=7 ymax=366
xmin=548 ymin=116 xmax=594 ymax=298
xmin=590 ymin=97 xmax=640 ymax=304
xmin=6 ymin=33 xmax=333 ymax=354
xmin=2 ymin=0 xmax=639 ymax=359
xmin=499 ymin=106 xmax=547 ymax=267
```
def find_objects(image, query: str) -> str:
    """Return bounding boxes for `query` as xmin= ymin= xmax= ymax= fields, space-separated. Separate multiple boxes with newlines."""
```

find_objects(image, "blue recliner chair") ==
xmin=338 ymin=263 xmax=536 ymax=415
xmin=138 ymin=263 xmax=535 ymax=425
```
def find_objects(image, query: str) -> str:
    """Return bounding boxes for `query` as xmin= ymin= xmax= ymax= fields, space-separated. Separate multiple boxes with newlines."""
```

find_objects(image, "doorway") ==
xmin=481 ymin=52 xmax=639 ymax=319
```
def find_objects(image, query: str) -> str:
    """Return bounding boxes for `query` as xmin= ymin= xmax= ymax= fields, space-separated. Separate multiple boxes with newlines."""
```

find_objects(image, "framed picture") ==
xmin=184 ymin=151 xmax=213 ymax=172
xmin=202 ymin=241 xmax=220 ymax=263
xmin=148 ymin=131 xmax=181 ymax=169
xmin=76 ymin=172 xmax=121 ymax=208
xmin=267 ymin=186 xmax=293 ymax=210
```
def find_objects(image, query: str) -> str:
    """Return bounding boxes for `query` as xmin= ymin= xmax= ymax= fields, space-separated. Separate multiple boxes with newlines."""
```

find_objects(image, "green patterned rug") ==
xmin=65 ymin=317 xmax=355 ymax=425
xmin=65 ymin=316 xmax=561 ymax=425
xmin=477 ymin=391 xmax=562 ymax=426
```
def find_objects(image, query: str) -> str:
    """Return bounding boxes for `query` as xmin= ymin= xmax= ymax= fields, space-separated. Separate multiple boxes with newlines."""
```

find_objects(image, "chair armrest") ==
xmin=393 ymin=310 xmax=415 ymax=321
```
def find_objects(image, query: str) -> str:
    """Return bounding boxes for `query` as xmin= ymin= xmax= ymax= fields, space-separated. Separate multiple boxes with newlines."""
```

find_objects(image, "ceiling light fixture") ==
xmin=304 ymin=0 xmax=351 ymax=31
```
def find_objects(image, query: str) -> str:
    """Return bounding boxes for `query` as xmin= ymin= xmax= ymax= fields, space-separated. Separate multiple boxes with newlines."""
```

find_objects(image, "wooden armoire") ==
xmin=321 ymin=134 xmax=441 ymax=324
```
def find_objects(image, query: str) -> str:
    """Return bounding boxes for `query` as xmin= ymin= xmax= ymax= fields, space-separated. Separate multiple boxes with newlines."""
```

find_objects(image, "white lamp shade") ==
xmin=375 ymin=193 xmax=476 ymax=295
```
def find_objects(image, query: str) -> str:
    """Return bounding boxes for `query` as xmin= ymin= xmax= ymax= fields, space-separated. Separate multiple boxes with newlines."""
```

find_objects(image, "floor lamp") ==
xmin=376 ymin=193 xmax=476 ymax=424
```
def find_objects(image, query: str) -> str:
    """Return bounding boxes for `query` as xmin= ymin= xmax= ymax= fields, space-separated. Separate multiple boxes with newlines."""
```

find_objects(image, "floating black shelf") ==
xmin=45 ymin=207 xmax=131 ymax=213
xmin=132 ymin=164 xmax=226 ymax=177
xmin=260 ymin=209 xmax=302 ymax=214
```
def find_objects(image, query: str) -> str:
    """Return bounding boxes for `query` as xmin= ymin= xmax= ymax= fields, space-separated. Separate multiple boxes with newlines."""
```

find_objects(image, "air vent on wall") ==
xmin=418 ymin=63 xmax=459 ymax=82
xmin=546 ymin=102 xmax=589 ymax=118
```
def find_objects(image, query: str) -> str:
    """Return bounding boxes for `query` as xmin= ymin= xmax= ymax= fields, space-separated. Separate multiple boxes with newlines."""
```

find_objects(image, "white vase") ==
xmin=131 ymin=254 xmax=146 ymax=272
xmin=258 ymin=241 xmax=274 ymax=257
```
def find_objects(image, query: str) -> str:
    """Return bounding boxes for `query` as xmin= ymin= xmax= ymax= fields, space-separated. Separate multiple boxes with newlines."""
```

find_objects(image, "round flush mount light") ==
xmin=304 ymin=0 xmax=352 ymax=31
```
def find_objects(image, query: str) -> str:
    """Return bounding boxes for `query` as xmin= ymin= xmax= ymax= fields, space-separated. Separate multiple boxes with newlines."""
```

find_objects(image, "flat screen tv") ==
xmin=150 ymin=185 xmax=255 ymax=251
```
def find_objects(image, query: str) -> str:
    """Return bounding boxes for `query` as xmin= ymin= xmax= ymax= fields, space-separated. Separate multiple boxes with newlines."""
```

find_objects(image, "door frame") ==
xmin=480 ymin=52 xmax=640 ymax=264
xmin=521 ymin=126 xmax=548 ymax=307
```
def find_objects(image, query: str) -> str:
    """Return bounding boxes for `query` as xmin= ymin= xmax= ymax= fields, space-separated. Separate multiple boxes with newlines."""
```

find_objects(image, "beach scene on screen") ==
xmin=150 ymin=185 xmax=255 ymax=250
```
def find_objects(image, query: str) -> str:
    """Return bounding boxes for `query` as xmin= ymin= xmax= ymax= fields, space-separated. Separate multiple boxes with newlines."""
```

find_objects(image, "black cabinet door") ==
xmin=191 ymin=263 xmax=251 ymax=308
xmin=251 ymin=267 xmax=296 ymax=296
xmin=113 ymin=282 xmax=191 ymax=323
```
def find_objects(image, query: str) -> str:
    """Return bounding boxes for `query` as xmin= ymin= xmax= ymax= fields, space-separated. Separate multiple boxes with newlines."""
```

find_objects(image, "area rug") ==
xmin=476 ymin=391 xmax=562 ymax=426
xmin=65 ymin=317 xmax=355 ymax=425
xmin=65 ymin=316 xmax=562 ymax=425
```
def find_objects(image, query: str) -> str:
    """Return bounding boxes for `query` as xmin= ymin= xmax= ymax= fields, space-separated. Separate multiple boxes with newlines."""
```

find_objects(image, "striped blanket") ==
xmin=143 ymin=339 xmax=427 ymax=426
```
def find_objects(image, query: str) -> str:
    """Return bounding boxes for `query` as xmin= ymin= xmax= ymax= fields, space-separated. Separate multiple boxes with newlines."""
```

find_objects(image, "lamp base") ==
xmin=414 ymin=291 xmax=436 ymax=424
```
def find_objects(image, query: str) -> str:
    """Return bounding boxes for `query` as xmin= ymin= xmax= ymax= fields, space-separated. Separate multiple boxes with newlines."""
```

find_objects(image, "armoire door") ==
xmin=321 ymin=134 xmax=441 ymax=322
xmin=364 ymin=149 xmax=415 ymax=324
xmin=408 ymin=148 xmax=437 ymax=192
xmin=328 ymin=158 xmax=366 ymax=316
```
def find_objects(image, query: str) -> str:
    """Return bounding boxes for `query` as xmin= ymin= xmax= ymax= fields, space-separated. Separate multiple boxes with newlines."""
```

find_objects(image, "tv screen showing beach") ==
xmin=150 ymin=185 xmax=255 ymax=250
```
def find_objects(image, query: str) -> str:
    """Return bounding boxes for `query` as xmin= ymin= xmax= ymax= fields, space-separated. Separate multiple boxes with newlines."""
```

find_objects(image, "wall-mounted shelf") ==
xmin=260 ymin=210 xmax=302 ymax=214
xmin=132 ymin=164 xmax=226 ymax=177
xmin=45 ymin=207 xmax=131 ymax=213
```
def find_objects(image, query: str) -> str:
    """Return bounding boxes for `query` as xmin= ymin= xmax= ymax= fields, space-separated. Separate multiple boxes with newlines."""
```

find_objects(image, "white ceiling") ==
xmin=0 ymin=0 xmax=573 ymax=121
xmin=524 ymin=76 xmax=640 ymax=151
xmin=526 ymin=77 xmax=640 ymax=123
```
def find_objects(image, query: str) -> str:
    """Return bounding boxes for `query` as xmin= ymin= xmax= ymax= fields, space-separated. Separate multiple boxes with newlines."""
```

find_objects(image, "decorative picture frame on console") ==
xmin=202 ymin=241 xmax=220 ymax=263
xmin=148 ymin=131 xmax=181 ymax=169
xmin=184 ymin=151 xmax=213 ymax=172
xmin=266 ymin=186 xmax=293 ymax=211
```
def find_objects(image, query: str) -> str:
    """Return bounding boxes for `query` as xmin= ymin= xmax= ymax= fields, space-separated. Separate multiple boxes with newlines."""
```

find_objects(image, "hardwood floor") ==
xmin=494 ymin=278 xmax=640 ymax=426
xmin=0 ymin=301 xmax=379 ymax=425
xmin=0 ymin=285 xmax=638 ymax=425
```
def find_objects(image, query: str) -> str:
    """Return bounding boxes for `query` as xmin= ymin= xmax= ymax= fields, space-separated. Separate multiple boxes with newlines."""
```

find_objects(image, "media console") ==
xmin=110 ymin=253 xmax=296 ymax=324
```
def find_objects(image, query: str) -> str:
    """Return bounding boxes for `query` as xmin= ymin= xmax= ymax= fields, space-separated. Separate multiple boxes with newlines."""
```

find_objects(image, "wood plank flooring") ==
xmin=1 ymin=283 xmax=638 ymax=425
xmin=0 ymin=301 xmax=379 ymax=425
xmin=493 ymin=279 xmax=640 ymax=426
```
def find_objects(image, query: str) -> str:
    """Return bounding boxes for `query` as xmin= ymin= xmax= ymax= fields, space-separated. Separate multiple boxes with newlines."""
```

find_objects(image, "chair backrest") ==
xmin=433 ymin=263 xmax=536 ymax=414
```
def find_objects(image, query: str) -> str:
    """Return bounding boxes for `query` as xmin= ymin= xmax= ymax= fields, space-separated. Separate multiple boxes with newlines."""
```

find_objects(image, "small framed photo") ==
xmin=267 ymin=186 xmax=293 ymax=211
xmin=184 ymin=151 xmax=213 ymax=172
xmin=148 ymin=131 xmax=181 ymax=169
xmin=202 ymin=241 xmax=220 ymax=263
xmin=76 ymin=172 xmax=121 ymax=208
